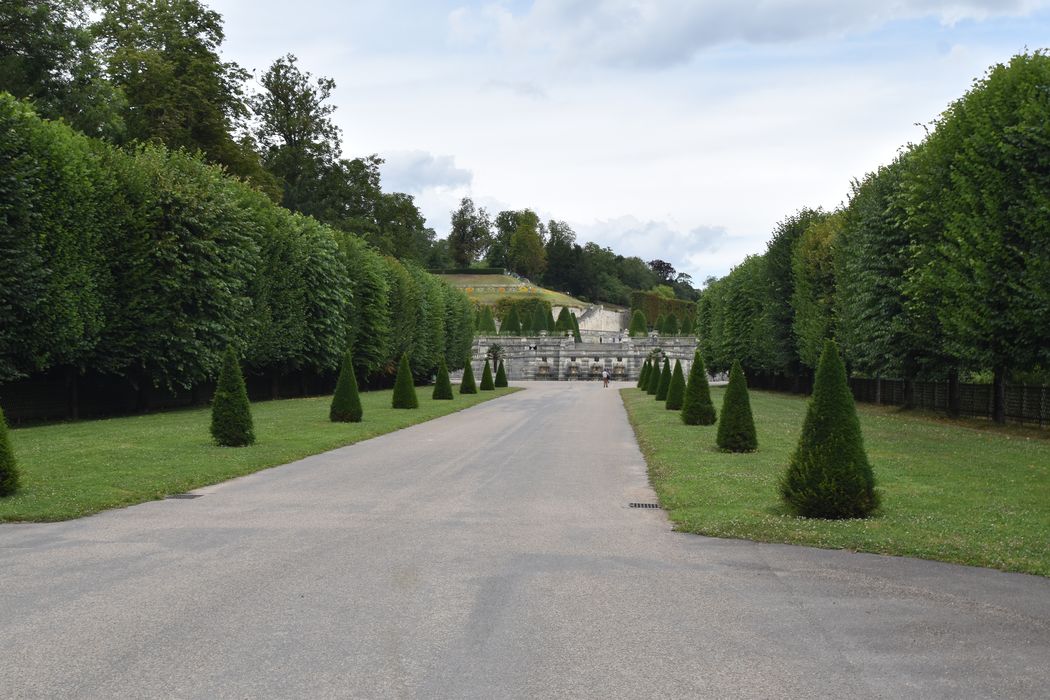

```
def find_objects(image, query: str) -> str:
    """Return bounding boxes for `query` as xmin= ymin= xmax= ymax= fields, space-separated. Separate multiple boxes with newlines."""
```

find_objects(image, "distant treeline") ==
xmin=697 ymin=52 xmax=1050 ymax=423
xmin=0 ymin=95 xmax=473 ymax=408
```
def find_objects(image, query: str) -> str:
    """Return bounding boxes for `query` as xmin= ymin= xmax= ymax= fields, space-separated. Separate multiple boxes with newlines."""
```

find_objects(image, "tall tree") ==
xmin=448 ymin=197 xmax=492 ymax=266
xmin=791 ymin=212 xmax=843 ymax=369
xmin=507 ymin=209 xmax=547 ymax=278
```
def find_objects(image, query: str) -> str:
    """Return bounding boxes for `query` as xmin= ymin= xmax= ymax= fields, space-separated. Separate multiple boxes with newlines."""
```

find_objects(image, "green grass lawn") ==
xmin=436 ymin=273 xmax=589 ymax=308
xmin=2 ymin=387 xmax=519 ymax=522
xmin=622 ymin=387 xmax=1050 ymax=576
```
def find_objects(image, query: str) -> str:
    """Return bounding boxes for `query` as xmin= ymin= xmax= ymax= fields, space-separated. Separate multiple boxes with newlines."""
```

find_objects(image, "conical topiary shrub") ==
xmin=555 ymin=307 xmax=573 ymax=335
xmin=433 ymin=356 xmax=454 ymax=400
xmin=716 ymin=360 xmax=756 ymax=452
xmin=480 ymin=358 xmax=495 ymax=390
xmin=681 ymin=351 xmax=716 ymax=425
xmin=460 ymin=359 xmax=478 ymax=394
xmin=779 ymin=340 xmax=879 ymax=519
xmin=501 ymin=307 xmax=521 ymax=336
xmin=637 ymin=359 xmax=650 ymax=389
xmin=211 ymin=346 xmax=255 ymax=446
xmin=629 ymin=310 xmax=648 ymax=337
xmin=531 ymin=305 xmax=548 ymax=334
xmin=665 ymin=359 xmax=686 ymax=410
xmin=391 ymin=352 xmax=419 ymax=409
xmin=680 ymin=314 xmax=694 ymax=335
xmin=665 ymin=315 xmax=679 ymax=336
xmin=495 ymin=359 xmax=508 ymax=387
xmin=330 ymin=351 xmax=363 ymax=422
xmin=0 ymin=405 xmax=20 ymax=497
xmin=548 ymin=308 xmax=557 ymax=333
xmin=646 ymin=358 xmax=662 ymax=395
xmin=479 ymin=307 xmax=498 ymax=334
xmin=655 ymin=358 xmax=672 ymax=400
xmin=571 ymin=313 xmax=582 ymax=342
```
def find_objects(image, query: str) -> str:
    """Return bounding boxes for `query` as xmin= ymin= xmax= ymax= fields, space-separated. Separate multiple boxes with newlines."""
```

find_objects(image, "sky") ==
xmin=207 ymin=0 xmax=1050 ymax=283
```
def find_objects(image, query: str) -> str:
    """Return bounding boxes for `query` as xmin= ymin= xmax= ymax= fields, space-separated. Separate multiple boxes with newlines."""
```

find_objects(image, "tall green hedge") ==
xmin=0 ymin=94 xmax=474 ymax=400
xmin=630 ymin=291 xmax=695 ymax=329
xmin=780 ymin=341 xmax=878 ymax=518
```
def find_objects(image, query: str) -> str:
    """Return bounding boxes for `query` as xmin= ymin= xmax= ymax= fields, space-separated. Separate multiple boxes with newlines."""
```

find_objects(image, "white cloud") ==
xmin=379 ymin=150 xmax=473 ymax=194
xmin=452 ymin=0 xmax=1050 ymax=68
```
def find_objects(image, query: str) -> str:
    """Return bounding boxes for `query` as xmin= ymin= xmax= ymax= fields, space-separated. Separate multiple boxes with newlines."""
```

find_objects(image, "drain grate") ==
xmin=628 ymin=502 xmax=660 ymax=509
xmin=165 ymin=493 xmax=202 ymax=499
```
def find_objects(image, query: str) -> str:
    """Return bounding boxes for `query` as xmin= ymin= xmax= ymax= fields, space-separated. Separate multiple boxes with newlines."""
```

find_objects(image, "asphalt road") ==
xmin=2 ymin=382 xmax=1048 ymax=699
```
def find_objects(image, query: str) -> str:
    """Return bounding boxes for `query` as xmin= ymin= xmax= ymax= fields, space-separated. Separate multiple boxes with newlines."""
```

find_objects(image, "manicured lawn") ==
xmin=622 ymin=387 xmax=1050 ymax=576
xmin=436 ymin=273 xmax=589 ymax=308
xmin=2 ymin=387 xmax=520 ymax=522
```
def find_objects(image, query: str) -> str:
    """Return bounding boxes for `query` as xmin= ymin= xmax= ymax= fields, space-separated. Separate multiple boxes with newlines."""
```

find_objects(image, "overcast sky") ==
xmin=208 ymin=0 xmax=1050 ymax=282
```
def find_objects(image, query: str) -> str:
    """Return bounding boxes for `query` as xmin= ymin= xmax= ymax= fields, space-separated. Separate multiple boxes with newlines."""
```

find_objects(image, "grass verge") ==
xmin=2 ymin=387 xmax=520 ymax=522
xmin=622 ymin=387 xmax=1050 ymax=576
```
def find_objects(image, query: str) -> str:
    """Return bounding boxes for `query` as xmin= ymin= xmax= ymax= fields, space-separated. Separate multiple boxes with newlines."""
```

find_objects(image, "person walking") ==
xmin=601 ymin=369 xmax=610 ymax=388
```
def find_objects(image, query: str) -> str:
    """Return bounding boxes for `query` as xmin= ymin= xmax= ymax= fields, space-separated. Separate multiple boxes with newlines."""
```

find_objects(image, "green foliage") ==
xmin=630 ymin=291 xmax=696 ymax=330
xmin=391 ymin=353 xmax=418 ymax=409
xmin=780 ymin=341 xmax=878 ymax=518
xmin=494 ymin=359 xmax=508 ymax=388
xmin=651 ymin=284 xmax=675 ymax=299
xmin=506 ymin=209 xmax=547 ymax=278
xmin=717 ymin=360 xmax=757 ymax=452
xmin=531 ymin=305 xmax=549 ymax=334
xmin=680 ymin=314 xmax=694 ymax=335
xmin=629 ymin=310 xmax=648 ymax=337
xmin=500 ymin=306 xmax=521 ymax=336
xmin=480 ymin=359 xmax=495 ymax=390
xmin=655 ymin=314 xmax=667 ymax=335
xmin=655 ymin=359 xmax=672 ymax=401
xmin=477 ymin=306 xmax=498 ymax=334
xmin=665 ymin=360 xmax=685 ymax=410
xmin=210 ymin=347 xmax=254 ymax=447
xmin=448 ymin=197 xmax=492 ymax=266
xmin=0 ymin=406 xmax=19 ymax=497
xmin=681 ymin=352 xmax=716 ymax=426
xmin=646 ymin=359 xmax=661 ymax=395
xmin=432 ymin=356 xmax=453 ymax=400
xmin=459 ymin=359 xmax=478 ymax=394
xmin=637 ymin=359 xmax=650 ymax=389
xmin=665 ymin=314 xmax=680 ymax=336
xmin=555 ymin=306 xmax=573 ymax=334
xmin=792 ymin=213 xmax=842 ymax=368
xmin=571 ymin=312 xmax=582 ymax=343
xmin=329 ymin=352 xmax=363 ymax=422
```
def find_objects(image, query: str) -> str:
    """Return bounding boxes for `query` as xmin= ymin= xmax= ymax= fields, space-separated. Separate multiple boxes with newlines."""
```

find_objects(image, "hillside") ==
xmin=436 ymin=274 xmax=590 ymax=308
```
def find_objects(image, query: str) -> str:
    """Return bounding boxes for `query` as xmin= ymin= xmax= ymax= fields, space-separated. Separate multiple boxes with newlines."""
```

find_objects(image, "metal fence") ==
xmin=849 ymin=377 xmax=1048 ymax=427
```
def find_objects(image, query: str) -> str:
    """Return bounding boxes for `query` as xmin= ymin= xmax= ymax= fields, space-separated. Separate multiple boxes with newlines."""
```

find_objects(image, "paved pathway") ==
xmin=2 ymin=382 xmax=1048 ymax=698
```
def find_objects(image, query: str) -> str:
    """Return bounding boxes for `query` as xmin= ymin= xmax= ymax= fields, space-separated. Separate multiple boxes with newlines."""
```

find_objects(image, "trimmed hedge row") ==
xmin=0 ymin=94 xmax=473 ymax=403
xmin=629 ymin=291 xmax=696 ymax=330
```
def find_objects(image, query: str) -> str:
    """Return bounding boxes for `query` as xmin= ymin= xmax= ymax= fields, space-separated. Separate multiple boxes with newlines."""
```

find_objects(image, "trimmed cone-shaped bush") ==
xmin=555 ymin=307 xmax=573 ymax=334
xmin=495 ymin=359 xmax=508 ymax=387
xmin=478 ymin=307 xmax=498 ymax=334
xmin=548 ymin=308 xmax=557 ymax=333
xmin=665 ymin=359 xmax=686 ymax=410
xmin=0 ymin=406 xmax=20 ymax=497
xmin=480 ymin=358 xmax=495 ymax=390
xmin=681 ymin=351 xmax=716 ymax=425
xmin=531 ymin=305 xmax=548 ymax=334
xmin=646 ymin=358 xmax=661 ymax=395
xmin=680 ymin=314 xmax=694 ymax=335
xmin=330 ymin=352 xmax=364 ymax=421
xmin=665 ymin=315 xmax=679 ymax=336
xmin=433 ymin=356 xmax=454 ymax=399
xmin=779 ymin=341 xmax=879 ymax=519
xmin=716 ymin=360 xmax=757 ymax=452
xmin=629 ymin=309 xmax=648 ymax=337
xmin=211 ymin=346 xmax=255 ymax=446
xmin=501 ymin=307 xmax=521 ymax=335
xmin=637 ymin=359 xmax=650 ymax=389
xmin=391 ymin=352 xmax=419 ymax=409
xmin=571 ymin=313 xmax=582 ymax=343
xmin=655 ymin=358 xmax=672 ymax=400
xmin=460 ymin=359 xmax=478 ymax=394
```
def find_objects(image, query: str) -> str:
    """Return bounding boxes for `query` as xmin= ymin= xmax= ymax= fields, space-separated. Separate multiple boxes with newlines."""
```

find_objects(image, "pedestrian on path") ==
xmin=602 ymin=369 xmax=610 ymax=388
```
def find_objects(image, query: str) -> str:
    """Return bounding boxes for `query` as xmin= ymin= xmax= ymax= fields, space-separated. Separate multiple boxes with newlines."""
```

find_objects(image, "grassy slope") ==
xmin=2 ymin=387 xmax=520 ymax=522
xmin=436 ymin=274 xmax=588 ymax=308
xmin=622 ymin=387 xmax=1050 ymax=576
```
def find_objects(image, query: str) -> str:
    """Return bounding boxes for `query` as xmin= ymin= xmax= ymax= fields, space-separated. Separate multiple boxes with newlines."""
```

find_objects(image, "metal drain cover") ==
xmin=629 ymin=502 xmax=660 ymax=509
xmin=165 ymin=493 xmax=202 ymax=499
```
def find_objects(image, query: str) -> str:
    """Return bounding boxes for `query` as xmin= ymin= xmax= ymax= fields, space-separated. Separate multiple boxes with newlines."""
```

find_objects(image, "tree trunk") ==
xmin=993 ymin=365 xmax=1007 ymax=424
xmin=903 ymin=376 xmax=916 ymax=410
xmin=65 ymin=366 xmax=79 ymax=421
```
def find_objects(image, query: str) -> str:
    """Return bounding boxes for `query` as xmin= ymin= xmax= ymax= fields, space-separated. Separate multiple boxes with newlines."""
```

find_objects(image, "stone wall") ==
xmin=468 ymin=334 xmax=698 ymax=382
